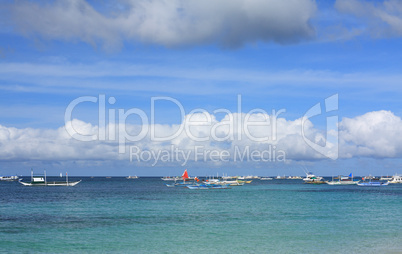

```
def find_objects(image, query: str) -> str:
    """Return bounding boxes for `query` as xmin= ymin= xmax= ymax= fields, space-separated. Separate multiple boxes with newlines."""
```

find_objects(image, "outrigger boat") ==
xmin=187 ymin=184 xmax=230 ymax=190
xmin=19 ymin=170 xmax=81 ymax=186
xmin=326 ymin=174 xmax=359 ymax=185
xmin=357 ymin=180 xmax=389 ymax=187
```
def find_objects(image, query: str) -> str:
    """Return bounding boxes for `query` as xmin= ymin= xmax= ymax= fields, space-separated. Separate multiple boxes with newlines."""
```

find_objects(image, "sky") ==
xmin=1 ymin=0 xmax=402 ymax=177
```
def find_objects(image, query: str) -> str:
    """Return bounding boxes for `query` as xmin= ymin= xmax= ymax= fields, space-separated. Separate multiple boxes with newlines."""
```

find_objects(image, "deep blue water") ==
xmin=1 ymin=177 xmax=401 ymax=253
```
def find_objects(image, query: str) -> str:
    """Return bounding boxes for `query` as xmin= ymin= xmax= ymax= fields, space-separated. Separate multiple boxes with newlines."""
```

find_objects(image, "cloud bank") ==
xmin=1 ymin=110 xmax=401 ymax=166
xmin=8 ymin=0 xmax=317 ymax=49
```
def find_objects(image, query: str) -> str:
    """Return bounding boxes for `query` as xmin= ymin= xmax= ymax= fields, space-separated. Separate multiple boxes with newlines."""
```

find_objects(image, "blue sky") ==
xmin=1 ymin=0 xmax=402 ymax=176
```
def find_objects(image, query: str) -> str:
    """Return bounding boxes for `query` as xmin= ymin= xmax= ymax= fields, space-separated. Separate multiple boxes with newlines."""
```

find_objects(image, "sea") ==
xmin=1 ymin=177 xmax=401 ymax=254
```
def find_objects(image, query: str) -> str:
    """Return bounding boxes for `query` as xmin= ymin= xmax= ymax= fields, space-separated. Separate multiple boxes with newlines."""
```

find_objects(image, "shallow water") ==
xmin=1 ymin=178 xmax=401 ymax=253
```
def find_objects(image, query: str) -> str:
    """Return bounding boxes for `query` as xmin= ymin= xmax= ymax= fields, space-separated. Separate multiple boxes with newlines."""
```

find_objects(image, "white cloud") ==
xmin=8 ymin=0 xmax=317 ymax=49
xmin=2 ymin=110 xmax=402 ymax=165
xmin=339 ymin=110 xmax=402 ymax=158
xmin=335 ymin=0 xmax=402 ymax=38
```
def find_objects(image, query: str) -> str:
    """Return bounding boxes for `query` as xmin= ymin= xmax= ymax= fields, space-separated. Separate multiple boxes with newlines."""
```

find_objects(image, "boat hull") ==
xmin=326 ymin=181 xmax=359 ymax=185
xmin=19 ymin=180 xmax=82 ymax=186
xmin=357 ymin=182 xmax=389 ymax=186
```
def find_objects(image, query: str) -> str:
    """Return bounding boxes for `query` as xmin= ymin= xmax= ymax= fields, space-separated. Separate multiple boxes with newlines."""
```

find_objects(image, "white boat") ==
xmin=260 ymin=177 xmax=273 ymax=180
xmin=357 ymin=181 xmax=389 ymax=187
xmin=161 ymin=176 xmax=181 ymax=181
xmin=326 ymin=174 xmax=359 ymax=185
xmin=0 ymin=175 xmax=19 ymax=181
xmin=288 ymin=176 xmax=302 ymax=179
xmin=380 ymin=176 xmax=392 ymax=181
xmin=276 ymin=175 xmax=286 ymax=179
xmin=19 ymin=170 xmax=81 ymax=187
xmin=388 ymin=174 xmax=402 ymax=184
xmin=302 ymin=172 xmax=323 ymax=182
xmin=126 ymin=175 xmax=139 ymax=179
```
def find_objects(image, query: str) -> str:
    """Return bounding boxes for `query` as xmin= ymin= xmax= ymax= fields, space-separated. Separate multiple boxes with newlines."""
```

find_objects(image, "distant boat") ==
xmin=304 ymin=180 xmax=326 ymax=185
xmin=260 ymin=177 xmax=273 ymax=180
xmin=0 ymin=175 xmax=19 ymax=181
xmin=288 ymin=176 xmax=302 ymax=179
xmin=302 ymin=172 xmax=323 ymax=182
xmin=19 ymin=170 xmax=81 ymax=186
xmin=126 ymin=176 xmax=139 ymax=179
xmin=161 ymin=176 xmax=181 ymax=181
xmin=326 ymin=174 xmax=359 ymax=185
xmin=388 ymin=174 xmax=402 ymax=184
xmin=357 ymin=181 xmax=389 ymax=187
xmin=187 ymin=184 xmax=230 ymax=190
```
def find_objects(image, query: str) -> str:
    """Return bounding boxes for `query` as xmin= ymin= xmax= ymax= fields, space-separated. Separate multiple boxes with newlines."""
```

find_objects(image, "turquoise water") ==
xmin=1 ymin=178 xmax=401 ymax=253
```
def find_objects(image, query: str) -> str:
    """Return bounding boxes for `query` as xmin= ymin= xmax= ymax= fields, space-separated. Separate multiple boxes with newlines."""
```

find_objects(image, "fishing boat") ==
xmin=19 ymin=170 xmax=81 ymax=186
xmin=126 ymin=175 xmax=139 ymax=179
xmin=326 ymin=174 xmax=359 ymax=185
xmin=388 ymin=174 xmax=402 ymax=184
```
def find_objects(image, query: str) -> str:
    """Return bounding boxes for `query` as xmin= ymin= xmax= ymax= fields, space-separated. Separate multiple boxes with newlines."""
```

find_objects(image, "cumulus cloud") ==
xmin=2 ymin=110 xmax=401 ymax=166
xmin=8 ymin=0 xmax=317 ymax=49
xmin=0 ymin=112 xmax=331 ymax=165
xmin=335 ymin=0 xmax=402 ymax=38
xmin=339 ymin=110 xmax=402 ymax=158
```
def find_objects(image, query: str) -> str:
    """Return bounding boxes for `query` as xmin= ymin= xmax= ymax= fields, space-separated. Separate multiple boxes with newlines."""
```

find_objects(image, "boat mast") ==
xmin=44 ymin=170 xmax=47 ymax=186
xmin=66 ymin=172 xmax=69 ymax=186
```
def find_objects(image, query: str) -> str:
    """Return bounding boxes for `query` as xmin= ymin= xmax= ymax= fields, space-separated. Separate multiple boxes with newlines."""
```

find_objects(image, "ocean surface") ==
xmin=1 ymin=177 xmax=401 ymax=254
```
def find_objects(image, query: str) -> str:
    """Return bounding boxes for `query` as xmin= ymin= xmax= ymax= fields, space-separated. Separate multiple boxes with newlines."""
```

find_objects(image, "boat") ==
xmin=380 ymin=176 xmax=392 ymax=181
xmin=187 ymin=184 xmax=230 ymax=190
xmin=326 ymin=174 xmax=359 ymax=185
xmin=388 ymin=174 xmax=402 ymax=184
xmin=288 ymin=176 xmax=302 ymax=179
xmin=0 ymin=175 xmax=19 ymax=181
xmin=276 ymin=175 xmax=286 ymax=179
xmin=237 ymin=180 xmax=252 ymax=184
xmin=126 ymin=175 xmax=139 ymax=179
xmin=205 ymin=179 xmax=244 ymax=186
xmin=161 ymin=176 xmax=181 ymax=181
xmin=260 ymin=177 xmax=273 ymax=180
xmin=165 ymin=169 xmax=199 ymax=187
xmin=19 ymin=170 xmax=81 ymax=186
xmin=357 ymin=181 xmax=389 ymax=187
xmin=302 ymin=171 xmax=323 ymax=182
xmin=304 ymin=180 xmax=326 ymax=184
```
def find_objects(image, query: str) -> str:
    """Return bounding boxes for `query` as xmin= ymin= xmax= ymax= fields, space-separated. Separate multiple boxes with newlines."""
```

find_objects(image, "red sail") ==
xmin=182 ymin=169 xmax=189 ymax=180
